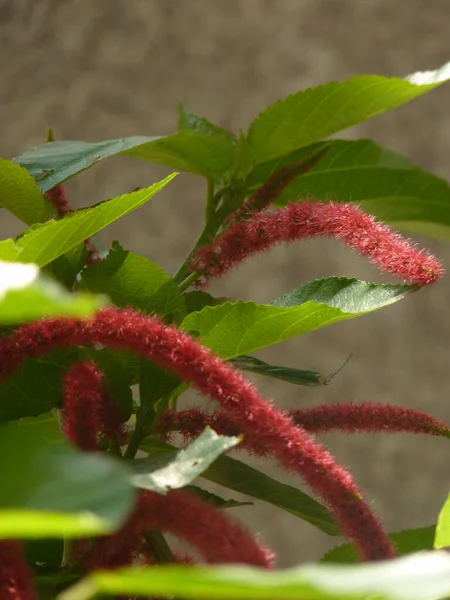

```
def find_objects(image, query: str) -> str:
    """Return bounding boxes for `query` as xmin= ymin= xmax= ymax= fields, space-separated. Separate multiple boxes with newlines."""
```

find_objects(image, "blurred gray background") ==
xmin=1 ymin=0 xmax=450 ymax=566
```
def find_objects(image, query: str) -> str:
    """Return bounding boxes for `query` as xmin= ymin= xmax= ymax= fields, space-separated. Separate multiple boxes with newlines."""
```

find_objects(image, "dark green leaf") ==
xmin=230 ymin=355 xmax=326 ymax=387
xmin=62 ymin=552 xmax=450 ymax=600
xmin=182 ymin=278 xmax=413 ymax=359
xmin=24 ymin=538 xmax=64 ymax=571
xmin=139 ymin=438 xmax=338 ymax=536
xmin=13 ymin=176 xmax=175 ymax=267
xmin=42 ymin=243 xmax=87 ymax=289
xmin=0 ymin=349 xmax=78 ymax=423
xmin=178 ymin=104 xmax=237 ymax=143
xmin=322 ymin=525 xmax=436 ymax=563
xmin=183 ymin=485 xmax=253 ymax=509
xmin=81 ymin=241 xmax=185 ymax=321
xmin=14 ymin=134 xmax=234 ymax=192
xmin=0 ymin=158 xmax=55 ymax=224
xmin=0 ymin=261 xmax=105 ymax=325
xmin=0 ymin=416 xmax=135 ymax=537
xmin=258 ymin=139 xmax=450 ymax=241
xmin=132 ymin=428 xmax=240 ymax=493
xmin=246 ymin=62 xmax=450 ymax=164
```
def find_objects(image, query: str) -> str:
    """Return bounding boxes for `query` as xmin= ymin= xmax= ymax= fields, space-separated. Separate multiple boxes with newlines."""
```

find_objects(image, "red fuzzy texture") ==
xmin=0 ymin=307 xmax=394 ymax=560
xmin=157 ymin=403 xmax=450 ymax=449
xmin=227 ymin=150 xmax=327 ymax=224
xmin=84 ymin=489 xmax=273 ymax=569
xmin=190 ymin=200 xmax=442 ymax=287
xmin=0 ymin=541 xmax=36 ymax=600
xmin=63 ymin=361 xmax=124 ymax=451
xmin=45 ymin=185 xmax=70 ymax=216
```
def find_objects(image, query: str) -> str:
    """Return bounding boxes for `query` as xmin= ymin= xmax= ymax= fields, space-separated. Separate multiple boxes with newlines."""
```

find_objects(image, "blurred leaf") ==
xmin=0 ymin=418 xmax=135 ymax=538
xmin=0 ymin=158 xmax=55 ymax=224
xmin=61 ymin=552 xmax=450 ymax=600
xmin=0 ymin=261 xmax=105 ymax=325
xmin=132 ymin=428 xmax=240 ymax=493
xmin=246 ymin=62 xmax=450 ymax=164
xmin=13 ymin=176 xmax=175 ymax=267
xmin=139 ymin=437 xmax=338 ymax=536
xmin=182 ymin=278 xmax=413 ymax=359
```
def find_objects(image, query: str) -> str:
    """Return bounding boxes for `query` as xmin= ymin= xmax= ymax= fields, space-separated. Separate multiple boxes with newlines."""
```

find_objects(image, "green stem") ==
xmin=144 ymin=531 xmax=175 ymax=563
xmin=178 ymin=270 xmax=200 ymax=292
xmin=124 ymin=422 xmax=145 ymax=459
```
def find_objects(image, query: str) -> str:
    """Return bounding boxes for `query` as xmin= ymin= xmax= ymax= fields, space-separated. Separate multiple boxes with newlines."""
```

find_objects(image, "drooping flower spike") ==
xmin=156 ymin=404 xmax=450 ymax=454
xmin=0 ymin=307 xmax=394 ymax=560
xmin=62 ymin=361 xmax=125 ymax=451
xmin=82 ymin=489 xmax=274 ymax=570
xmin=190 ymin=200 xmax=442 ymax=287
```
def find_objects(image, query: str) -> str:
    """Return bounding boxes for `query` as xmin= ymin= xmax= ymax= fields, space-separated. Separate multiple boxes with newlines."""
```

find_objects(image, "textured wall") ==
xmin=1 ymin=0 xmax=450 ymax=566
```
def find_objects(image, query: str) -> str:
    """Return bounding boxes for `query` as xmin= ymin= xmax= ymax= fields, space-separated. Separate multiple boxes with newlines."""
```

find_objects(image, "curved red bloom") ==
xmin=63 ymin=361 xmax=124 ymax=451
xmin=0 ymin=307 xmax=394 ymax=560
xmin=0 ymin=541 xmax=36 ymax=600
xmin=157 ymin=403 xmax=450 ymax=448
xmin=83 ymin=489 xmax=273 ymax=569
xmin=190 ymin=200 xmax=442 ymax=287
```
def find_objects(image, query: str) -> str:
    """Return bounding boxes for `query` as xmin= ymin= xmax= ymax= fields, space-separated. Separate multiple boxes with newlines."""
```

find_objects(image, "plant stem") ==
xmin=205 ymin=177 xmax=215 ymax=222
xmin=144 ymin=531 xmax=176 ymax=563
xmin=178 ymin=270 xmax=200 ymax=292
xmin=124 ymin=423 xmax=145 ymax=459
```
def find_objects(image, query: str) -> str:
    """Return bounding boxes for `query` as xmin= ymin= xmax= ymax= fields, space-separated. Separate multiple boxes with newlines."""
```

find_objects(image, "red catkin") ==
xmin=62 ymin=361 xmax=124 ymax=451
xmin=0 ymin=307 xmax=394 ymax=560
xmin=157 ymin=403 xmax=450 ymax=449
xmin=84 ymin=489 xmax=273 ymax=569
xmin=0 ymin=541 xmax=36 ymax=600
xmin=227 ymin=149 xmax=328 ymax=224
xmin=190 ymin=200 xmax=442 ymax=287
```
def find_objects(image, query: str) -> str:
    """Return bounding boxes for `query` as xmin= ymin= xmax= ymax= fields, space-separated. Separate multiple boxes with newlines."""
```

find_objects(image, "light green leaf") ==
xmin=81 ymin=241 xmax=185 ymax=320
xmin=247 ymin=62 xmax=450 ymax=164
xmin=0 ymin=158 xmax=55 ymax=224
xmin=182 ymin=278 xmax=413 ymax=359
xmin=0 ymin=261 xmax=105 ymax=325
xmin=13 ymin=175 xmax=176 ymax=267
xmin=140 ymin=437 xmax=338 ymax=536
xmin=14 ymin=133 xmax=234 ymax=192
xmin=435 ymin=494 xmax=450 ymax=549
xmin=0 ymin=419 xmax=135 ymax=538
xmin=178 ymin=104 xmax=237 ymax=143
xmin=323 ymin=525 xmax=436 ymax=563
xmin=0 ymin=238 xmax=19 ymax=261
xmin=60 ymin=552 xmax=450 ymax=600
xmin=256 ymin=139 xmax=450 ymax=241
xmin=132 ymin=428 xmax=240 ymax=493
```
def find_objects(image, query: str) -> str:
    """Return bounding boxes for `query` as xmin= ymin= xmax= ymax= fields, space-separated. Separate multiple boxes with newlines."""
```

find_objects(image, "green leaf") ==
xmin=132 ymin=428 xmax=240 ymax=493
xmin=42 ymin=243 xmax=87 ymax=289
xmin=182 ymin=278 xmax=413 ymax=359
xmin=62 ymin=552 xmax=450 ymax=600
xmin=322 ymin=525 xmax=436 ymax=563
xmin=139 ymin=437 xmax=338 ymax=536
xmin=0 ymin=418 xmax=135 ymax=538
xmin=81 ymin=241 xmax=186 ymax=321
xmin=138 ymin=360 xmax=184 ymax=432
xmin=183 ymin=485 xmax=253 ymax=509
xmin=24 ymin=537 xmax=64 ymax=571
xmin=13 ymin=175 xmax=176 ymax=267
xmin=230 ymin=355 xmax=327 ymax=387
xmin=0 ymin=238 xmax=19 ymax=261
xmin=0 ymin=261 xmax=106 ymax=325
xmin=178 ymin=104 xmax=237 ymax=143
xmin=0 ymin=158 xmax=56 ymax=224
xmin=246 ymin=62 xmax=450 ymax=164
xmin=435 ymin=494 xmax=450 ymax=549
xmin=14 ymin=134 xmax=234 ymax=192
xmin=257 ymin=139 xmax=450 ymax=241
xmin=0 ymin=350 xmax=79 ymax=423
